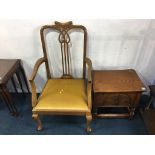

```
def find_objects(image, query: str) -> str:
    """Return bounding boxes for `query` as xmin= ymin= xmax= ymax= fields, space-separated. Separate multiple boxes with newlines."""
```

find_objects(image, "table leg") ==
xmin=1 ymin=85 xmax=18 ymax=115
xmin=92 ymin=92 xmax=98 ymax=118
xmin=93 ymin=106 xmax=98 ymax=114
xmin=145 ymin=96 xmax=154 ymax=110
xmin=0 ymin=91 xmax=13 ymax=114
xmin=19 ymin=64 xmax=30 ymax=93
xmin=11 ymin=75 xmax=18 ymax=93
xmin=16 ymin=70 xmax=25 ymax=94
xmin=92 ymin=106 xmax=98 ymax=119
xmin=129 ymin=107 xmax=135 ymax=119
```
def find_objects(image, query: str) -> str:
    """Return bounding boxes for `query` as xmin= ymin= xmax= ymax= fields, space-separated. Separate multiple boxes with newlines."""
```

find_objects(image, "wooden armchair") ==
xmin=29 ymin=21 xmax=92 ymax=132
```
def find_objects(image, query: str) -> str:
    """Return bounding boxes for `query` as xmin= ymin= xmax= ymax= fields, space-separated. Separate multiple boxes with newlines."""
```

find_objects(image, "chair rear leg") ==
xmin=86 ymin=112 xmax=92 ymax=133
xmin=32 ymin=114 xmax=43 ymax=131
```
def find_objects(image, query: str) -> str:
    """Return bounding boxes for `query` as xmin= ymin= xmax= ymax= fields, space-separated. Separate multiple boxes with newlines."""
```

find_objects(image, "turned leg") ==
xmin=129 ymin=107 xmax=135 ymax=119
xmin=92 ymin=105 xmax=98 ymax=119
xmin=86 ymin=113 xmax=92 ymax=133
xmin=32 ymin=114 xmax=43 ymax=131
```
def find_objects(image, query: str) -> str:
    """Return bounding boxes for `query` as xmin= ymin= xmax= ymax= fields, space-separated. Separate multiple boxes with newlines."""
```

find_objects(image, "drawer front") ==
xmin=94 ymin=93 xmax=137 ymax=107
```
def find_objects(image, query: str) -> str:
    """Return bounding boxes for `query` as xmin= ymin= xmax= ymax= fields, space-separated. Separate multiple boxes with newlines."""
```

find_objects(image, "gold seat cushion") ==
xmin=33 ymin=79 xmax=89 ymax=112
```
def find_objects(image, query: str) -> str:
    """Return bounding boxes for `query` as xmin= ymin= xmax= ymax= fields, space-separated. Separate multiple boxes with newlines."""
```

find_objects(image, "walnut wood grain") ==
xmin=93 ymin=69 xmax=146 ymax=93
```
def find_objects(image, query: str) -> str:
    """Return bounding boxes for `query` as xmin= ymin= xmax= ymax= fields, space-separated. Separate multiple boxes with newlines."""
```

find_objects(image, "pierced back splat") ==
xmin=40 ymin=21 xmax=87 ymax=79
xmin=58 ymin=29 xmax=72 ymax=78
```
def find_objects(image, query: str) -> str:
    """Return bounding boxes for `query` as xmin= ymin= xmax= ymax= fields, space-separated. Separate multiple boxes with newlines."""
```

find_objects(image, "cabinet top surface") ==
xmin=93 ymin=69 xmax=146 ymax=93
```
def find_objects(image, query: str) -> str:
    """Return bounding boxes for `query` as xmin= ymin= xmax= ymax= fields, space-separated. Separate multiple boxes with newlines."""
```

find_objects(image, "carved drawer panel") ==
xmin=94 ymin=93 xmax=132 ymax=107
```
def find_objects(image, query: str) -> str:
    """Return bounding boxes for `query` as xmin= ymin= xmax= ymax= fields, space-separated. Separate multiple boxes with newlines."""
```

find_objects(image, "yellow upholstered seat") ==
xmin=33 ymin=79 xmax=89 ymax=112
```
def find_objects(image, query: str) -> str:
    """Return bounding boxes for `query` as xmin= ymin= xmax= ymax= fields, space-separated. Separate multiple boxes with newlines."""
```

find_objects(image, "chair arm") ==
xmin=29 ymin=57 xmax=45 ymax=107
xmin=85 ymin=57 xmax=92 ymax=83
xmin=29 ymin=57 xmax=46 ymax=82
xmin=85 ymin=57 xmax=92 ymax=110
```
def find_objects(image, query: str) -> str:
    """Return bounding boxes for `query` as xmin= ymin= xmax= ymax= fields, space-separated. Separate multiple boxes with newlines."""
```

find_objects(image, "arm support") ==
xmin=29 ymin=57 xmax=46 ymax=107
xmin=85 ymin=57 xmax=92 ymax=83
xmin=85 ymin=57 xmax=92 ymax=110
xmin=29 ymin=57 xmax=46 ymax=81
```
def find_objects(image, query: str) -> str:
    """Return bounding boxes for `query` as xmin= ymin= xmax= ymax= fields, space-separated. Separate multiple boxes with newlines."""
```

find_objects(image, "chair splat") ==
xmin=58 ymin=29 xmax=72 ymax=78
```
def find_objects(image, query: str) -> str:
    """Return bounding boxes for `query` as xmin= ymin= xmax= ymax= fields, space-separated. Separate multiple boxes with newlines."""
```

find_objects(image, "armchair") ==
xmin=29 ymin=21 xmax=92 ymax=132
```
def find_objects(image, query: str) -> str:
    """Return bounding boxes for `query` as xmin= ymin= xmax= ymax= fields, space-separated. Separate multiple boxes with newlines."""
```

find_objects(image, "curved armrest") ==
xmin=85 ymin=57 xmax=92 ymax=83
xmin=29 ymin=57 xmax=46 ymax=82
xmin=85 ymin=57 xmax=92 ymax=110
xmin=29 ymin=57 xmax=45 ymax=107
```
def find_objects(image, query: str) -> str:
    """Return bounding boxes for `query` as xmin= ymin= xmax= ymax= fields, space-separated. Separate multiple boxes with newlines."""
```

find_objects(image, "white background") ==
xmin=0 ymin=19 xmax=155 ymax=92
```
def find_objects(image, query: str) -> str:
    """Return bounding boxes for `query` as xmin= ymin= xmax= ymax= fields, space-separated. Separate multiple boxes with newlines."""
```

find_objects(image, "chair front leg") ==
xmin=86 ymin=112 xmax=92 ymax=133
xmin=32 ymin=113 xmax=43 ymax=131
xmin=30 ymin=80 xmax=38 ymax=108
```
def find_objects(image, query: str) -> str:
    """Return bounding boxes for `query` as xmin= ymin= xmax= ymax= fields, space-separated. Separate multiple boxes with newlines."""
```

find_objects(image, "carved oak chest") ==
xmin=93 ymin=69 xmax=146 ymax=118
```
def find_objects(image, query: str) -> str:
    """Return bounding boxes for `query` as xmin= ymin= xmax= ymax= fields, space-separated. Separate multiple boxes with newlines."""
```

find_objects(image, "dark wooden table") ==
xmin=93 ymin=69 xmax=146 ymax=118
xmin=0 ymin=59 xmax=30 ymax=115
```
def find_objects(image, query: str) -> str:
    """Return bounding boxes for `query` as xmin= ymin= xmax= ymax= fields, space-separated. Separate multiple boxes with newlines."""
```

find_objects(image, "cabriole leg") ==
xmin=32 ymin=113 xmax=43 ymax=131
xmin=86 ymin=113 xmax=92 ymax=133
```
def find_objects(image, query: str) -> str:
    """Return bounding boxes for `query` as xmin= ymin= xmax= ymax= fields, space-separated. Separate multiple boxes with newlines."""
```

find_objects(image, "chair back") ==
xmin=40 ymin=21 xmax=87 ymax=79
